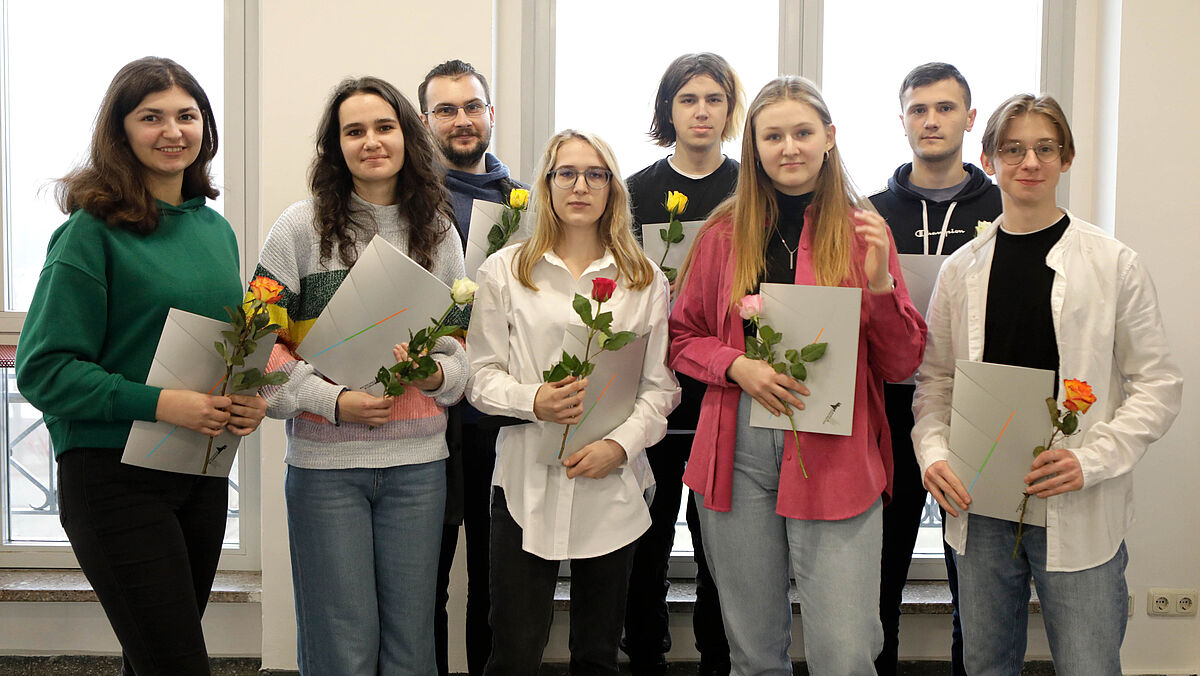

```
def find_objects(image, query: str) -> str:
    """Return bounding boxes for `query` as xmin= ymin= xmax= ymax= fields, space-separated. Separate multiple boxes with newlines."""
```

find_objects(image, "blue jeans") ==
xmin=285 ymin=460 xmax=446 ymax=676
xmin=954 ymin=514 xmax=1128 ymax=676
xmin=696 ymin=394 xmax=884 ymax=675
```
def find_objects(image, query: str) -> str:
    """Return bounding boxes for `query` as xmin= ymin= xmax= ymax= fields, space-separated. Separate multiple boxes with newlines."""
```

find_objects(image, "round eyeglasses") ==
xmin=996 ymin=141 xmax=1063 ymax=165
xmin=547 ymin=167 xmax=612 ymax=190
xmin=425 ymin=101 xmax=490 ymax=120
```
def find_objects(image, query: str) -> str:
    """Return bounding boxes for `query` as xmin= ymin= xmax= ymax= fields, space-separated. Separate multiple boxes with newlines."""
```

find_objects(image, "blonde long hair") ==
xmin=513 ymin=129 xmax=654 ymax=291
xmin=684 ymin=76 xmax=867 ymax=312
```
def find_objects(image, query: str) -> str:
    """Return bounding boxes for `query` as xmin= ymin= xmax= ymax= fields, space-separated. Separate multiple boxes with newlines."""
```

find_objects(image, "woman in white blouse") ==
xmin=465 ymin=129 xmax=680 ymax=674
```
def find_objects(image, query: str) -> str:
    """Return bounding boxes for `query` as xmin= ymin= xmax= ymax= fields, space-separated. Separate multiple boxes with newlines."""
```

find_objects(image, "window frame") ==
xmin=0 ymin=0 xmax=260 ymax=571
xmin=514 ymin=0 xmax=1076 ymax=582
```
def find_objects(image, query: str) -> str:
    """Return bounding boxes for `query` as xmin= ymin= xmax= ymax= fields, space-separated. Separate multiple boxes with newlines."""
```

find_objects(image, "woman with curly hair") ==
xmin=254 ymin=76 xmax=466 ymax=675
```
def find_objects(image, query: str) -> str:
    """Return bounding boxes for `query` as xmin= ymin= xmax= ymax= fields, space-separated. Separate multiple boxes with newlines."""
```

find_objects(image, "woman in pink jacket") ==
xmin=668 ymin=76 xmax=926 ymax=675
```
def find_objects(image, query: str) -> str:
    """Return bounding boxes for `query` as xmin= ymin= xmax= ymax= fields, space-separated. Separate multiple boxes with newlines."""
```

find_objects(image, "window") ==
xmin=0 ymin=0 xmax=255 ymax=569
xmin=524 ymin=0 xmax=1073 ymax=577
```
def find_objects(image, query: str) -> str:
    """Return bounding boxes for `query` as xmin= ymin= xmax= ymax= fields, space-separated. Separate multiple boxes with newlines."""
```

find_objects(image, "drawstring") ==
xmin=921 ymin=200 xmax=959 ymax=255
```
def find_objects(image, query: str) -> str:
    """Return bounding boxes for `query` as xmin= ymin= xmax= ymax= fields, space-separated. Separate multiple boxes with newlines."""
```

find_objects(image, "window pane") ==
xmin=821 ymin=0 xmax=1042 ymax=199
xmin=554 ymin=0 xmax=779 ymax=180
xmin=1 ymin=0 xmax=237 ymax=548
xmin=2 ymin=0 xmax=225 ymax=312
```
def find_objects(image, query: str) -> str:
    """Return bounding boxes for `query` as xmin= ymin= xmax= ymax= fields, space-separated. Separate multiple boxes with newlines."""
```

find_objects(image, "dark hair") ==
xmin=310 ymin=76 xmax=452 ymax=270
xmin=899 ymin=62 xmax=972 ymax=109
xmin=981 ymin=93 xmax=1076 ymax=164
xmin=649 ymin=52 xmax=745 ymax=147
xmin=56 ymin=57 xmax=219 ymax=234
xmin=417 ymin=59 xmax=492 ymax=112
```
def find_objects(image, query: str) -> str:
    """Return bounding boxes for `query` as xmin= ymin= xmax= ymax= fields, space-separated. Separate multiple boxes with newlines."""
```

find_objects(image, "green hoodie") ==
xmin=16 ymin=198 xmax=242 ymax=456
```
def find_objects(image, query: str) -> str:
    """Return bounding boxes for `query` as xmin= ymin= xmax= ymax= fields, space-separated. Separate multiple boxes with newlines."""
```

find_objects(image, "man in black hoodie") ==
xmin=869 ymin=62 xmax=1000 ymax=676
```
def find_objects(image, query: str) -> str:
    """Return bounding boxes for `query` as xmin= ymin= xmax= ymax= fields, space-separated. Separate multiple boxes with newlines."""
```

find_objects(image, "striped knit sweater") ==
xmin=256 ymin=195 xmax=467 ymax=469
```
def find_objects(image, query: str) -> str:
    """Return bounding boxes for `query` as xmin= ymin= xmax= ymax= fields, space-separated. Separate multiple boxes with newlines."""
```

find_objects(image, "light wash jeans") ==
xmin=285 ymin=460 xmax=446 ymax=676
xmin=695 ymin=393 xmax=883 ymax=675
xmin=954 ymin=513 xmax=1128 ymax=676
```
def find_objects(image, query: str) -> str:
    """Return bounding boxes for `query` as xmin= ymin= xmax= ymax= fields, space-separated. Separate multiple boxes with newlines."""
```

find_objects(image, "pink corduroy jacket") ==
xmin=669 ymin=213 xmax=927 ymax=520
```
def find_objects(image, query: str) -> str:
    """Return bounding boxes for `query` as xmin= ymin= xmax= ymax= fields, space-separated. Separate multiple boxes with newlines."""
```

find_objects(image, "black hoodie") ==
xmin=869 ymin=162 xmax=1002 ymax=256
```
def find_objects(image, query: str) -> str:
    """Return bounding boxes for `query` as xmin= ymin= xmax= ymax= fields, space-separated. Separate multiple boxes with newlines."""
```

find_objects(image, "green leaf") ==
xmin=385 ymin=380 xmax=408 ymax=397
xmin=592 ymin=311 xmax=613 ymax=335
xmin=758 ymin=324 xmax=778 ymax=345
xmin=543 ymin=362 xmax=570 ymax=382
xmin=772 ymin=362 xmax=786 ymax=374
xmin=784 ymin=348 xmax=800 ymax=364
xmin=1061 ymin=411 xmax=1078 ymax=435
xmin=579 ymin=361 xmax=596 ymax=378
xmin=253 ymin=312 xmax=269 ymax=330
xmin=667 ymin=218 xmax=684 ymax=244
xmin=790 ymin=361 xmax=808 ymax=381
xmin=662 ymin=267 xmax=677 ymax=283
xmin=230 ymin=354 xmax=245 ymax=367
xmin=224 ymin=305 xmax=241 ymax=324
xmin=573 ymin=294 xmax=593 ymax=325
xmin=1033 ymin=445 xmax=1046 ymax=456
xmin=601 ymin=330 xmax=637 ymax=351
xmin=228 ymin=372 xmax=247 ymax=392
xmin=800 ymin=342 xmax=827 ymax=362
xmin=1045 ymin=397 xmax=1060 ymax=424
xmin=243 ymin=338 xmax=257 ymax=356
xmin=214 ymin=342 xmax=227 ymax=358
xmin=221 ymin=330 xmax=239 ymax=344
xmin=376 ymin=366 xmax=393 ymax=387
xmin=262 ymin=372 xmax=289 ymax=386
xmin=765 ymin=331 xmax=782 ymax=349
xmin=659 ymin=226 xmax=670 ymax=242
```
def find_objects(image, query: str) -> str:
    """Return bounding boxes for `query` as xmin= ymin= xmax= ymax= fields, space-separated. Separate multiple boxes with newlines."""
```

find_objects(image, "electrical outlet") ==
xmin=1147 ymin=588 xmax=1199 ymax=616
xmin=1176 ymin=590 xmax=1197 ymax=616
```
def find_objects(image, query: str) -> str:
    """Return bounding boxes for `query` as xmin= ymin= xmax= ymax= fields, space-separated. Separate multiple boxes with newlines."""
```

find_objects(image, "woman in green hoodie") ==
xmin=15 ymin=57 xmax=266 ymax=676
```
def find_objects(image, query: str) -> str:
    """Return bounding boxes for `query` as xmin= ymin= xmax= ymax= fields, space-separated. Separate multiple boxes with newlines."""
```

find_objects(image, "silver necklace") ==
xmin=775 ymin=228 xmax=799 ymax=269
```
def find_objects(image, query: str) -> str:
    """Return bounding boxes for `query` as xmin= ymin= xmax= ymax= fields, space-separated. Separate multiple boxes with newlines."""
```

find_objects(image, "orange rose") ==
xmin=1062 ymin=378 xmax=1096 ymax=414
xmin=249 ymin=276 xmax=284 ymax=304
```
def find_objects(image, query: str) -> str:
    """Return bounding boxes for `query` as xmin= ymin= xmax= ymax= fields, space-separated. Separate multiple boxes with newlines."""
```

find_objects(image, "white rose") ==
xmin=451 ymin=277 xmax=479 ymax=305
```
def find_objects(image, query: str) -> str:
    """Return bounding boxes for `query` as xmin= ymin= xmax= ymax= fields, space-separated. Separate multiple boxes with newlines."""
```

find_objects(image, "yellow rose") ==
xmin=508 ymin=188 xmax=530 ymax=211
xmin=451 ymin=277 xmax=479 ymax=305
xmin=665 ymin=190 xmax=688 ymax=216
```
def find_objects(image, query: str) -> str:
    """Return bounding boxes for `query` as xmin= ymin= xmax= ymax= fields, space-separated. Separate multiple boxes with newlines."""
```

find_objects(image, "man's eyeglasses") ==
xmin=426 ymin=101 xmax=490 ymax=120
xmin=996 ymin=141 xmax=1063 ymax=165
xmin=547 ymin=167 xmax=612 ymax=190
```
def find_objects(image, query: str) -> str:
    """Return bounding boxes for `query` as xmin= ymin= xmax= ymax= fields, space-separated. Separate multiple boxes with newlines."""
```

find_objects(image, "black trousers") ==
xmin=876 ymin=384 xmax=965 ymax=676
xmin=58 ymin=447 xmax=228 ymax=676
xmin=436 ymin=421 xmax=499 ymax=676
xmin=484 ymin=488 xmax=636 ymax=675
xmin=621 ymin=433 xmax=729 ymax=674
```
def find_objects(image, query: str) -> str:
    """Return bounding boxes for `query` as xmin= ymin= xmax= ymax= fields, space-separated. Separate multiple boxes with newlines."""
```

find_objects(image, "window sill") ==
xmin=553 ymin=578 xmax=1041 ymax=615
xmin=0 ymin=569 xmax=260 ymax=603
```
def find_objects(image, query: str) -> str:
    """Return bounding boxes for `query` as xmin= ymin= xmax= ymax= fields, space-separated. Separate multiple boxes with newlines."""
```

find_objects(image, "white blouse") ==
xmin=465 ymin=244 xmax=680 ymax=560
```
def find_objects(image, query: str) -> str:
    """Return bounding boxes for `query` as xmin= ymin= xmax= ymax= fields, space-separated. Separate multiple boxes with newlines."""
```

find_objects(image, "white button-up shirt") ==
xmin=466 ymin=245 xmax=680 ymax=560
xmin=912 ymin=211 xmax=1183 ymax=571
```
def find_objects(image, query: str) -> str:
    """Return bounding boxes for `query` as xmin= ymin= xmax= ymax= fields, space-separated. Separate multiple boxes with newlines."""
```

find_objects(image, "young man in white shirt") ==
xmin=622 ymin=52 xmax=744 ymax=676
xmin=912 ymin=93 xmax=1182 ymax=675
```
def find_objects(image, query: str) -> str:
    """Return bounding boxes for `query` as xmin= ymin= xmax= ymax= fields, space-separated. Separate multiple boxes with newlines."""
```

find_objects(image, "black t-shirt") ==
xmin=982 ymin=214 xmax=1070 ymax=384
xmin=627 ymin=156 xmax=739 ymax=245
xmin=626 ymin=156 xmax=739 ymax=431
xmin=745 ymin=191 xmax=813 ymax=337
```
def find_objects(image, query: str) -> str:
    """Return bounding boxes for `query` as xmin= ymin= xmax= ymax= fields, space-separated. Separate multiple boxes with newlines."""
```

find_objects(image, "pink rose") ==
xmin=738 ymin=294 xmax=762 ymax=320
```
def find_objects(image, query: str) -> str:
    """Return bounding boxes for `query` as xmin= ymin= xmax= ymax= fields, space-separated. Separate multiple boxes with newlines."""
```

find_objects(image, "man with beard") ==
xmin=418 ymin=59 xmax=528 ymax=676
xmin=869 ymin=62 xmax=1001 ymax=676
